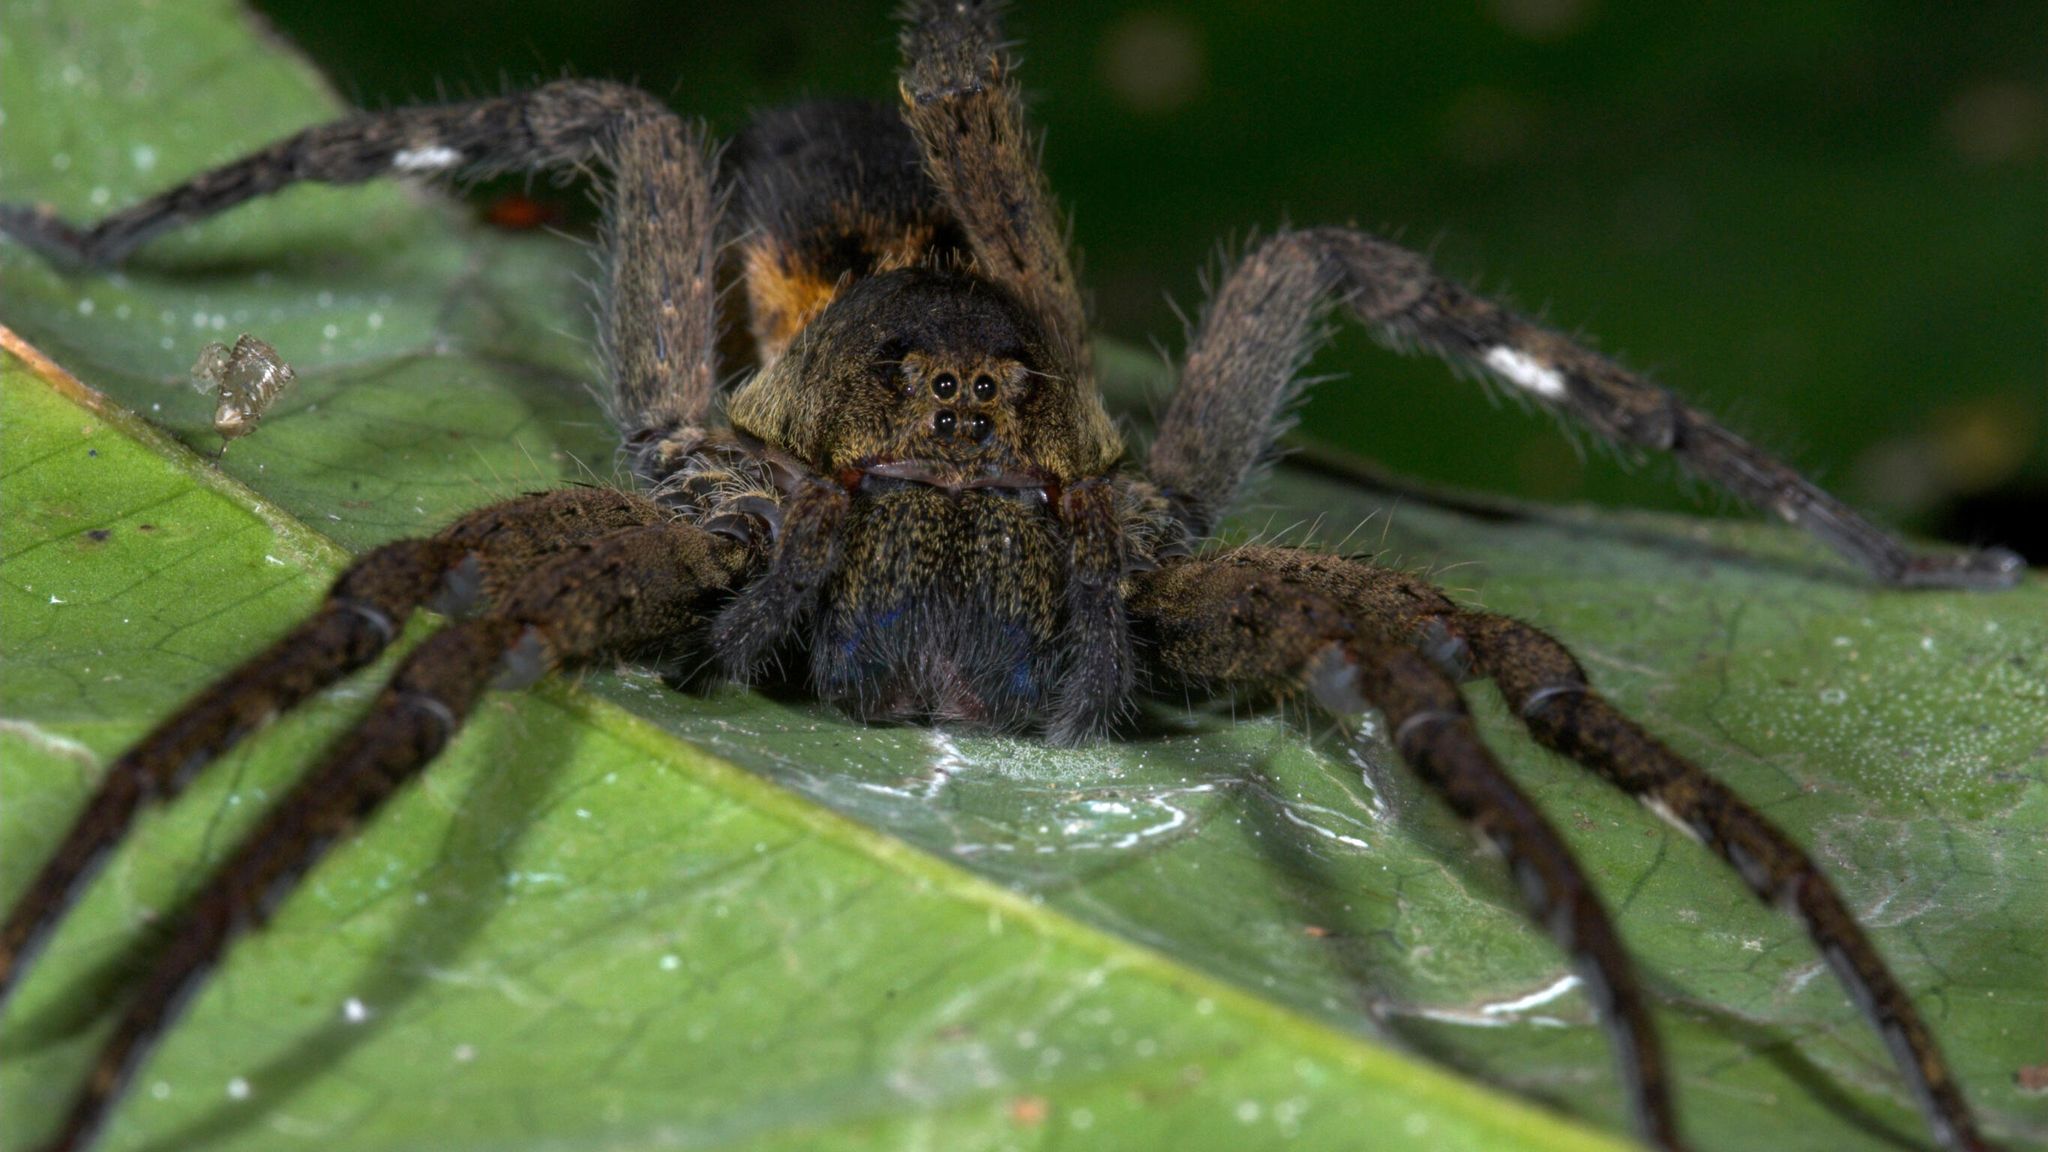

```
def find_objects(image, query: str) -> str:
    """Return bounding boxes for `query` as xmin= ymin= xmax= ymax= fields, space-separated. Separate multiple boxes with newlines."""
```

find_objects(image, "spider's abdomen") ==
xmin=727 ymin=101 xmax=966 ymax=369
xmin=814 ymin=488 xmax=1065 ymax=729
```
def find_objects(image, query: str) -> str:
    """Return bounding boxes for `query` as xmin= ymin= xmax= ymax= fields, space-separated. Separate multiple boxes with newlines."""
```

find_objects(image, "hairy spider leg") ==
xmin=0 ymin=487 xmax=664 ymax=1009
xmin=710 ymin=476 xmax=851 ymax=677
xmin=1202 ymin=546 xmax=2000 ymax=1152
xmin=1048 ymin=478 xmax=1135 ymax=742
xmin=1154 ymin=227 xmax=2024 ymax=589
xmin=896 ymin=0 xmax=1094 ymax=386
xmin=28 ymin=515 xmax=755 ymax=1152
xmin=1452 ymin=611 xmax=1997 ymax=1152
xmin=0 ymin=81 xmax=719 ymax=452
xmin=1126 ymin=552 xmax=1688 ymax=1151
xmin=894 ymin=1 xmax=1137 ymax=738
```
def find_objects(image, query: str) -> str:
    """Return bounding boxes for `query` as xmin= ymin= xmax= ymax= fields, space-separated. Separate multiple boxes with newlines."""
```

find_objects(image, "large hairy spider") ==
xmin=0 ymin=3 xmax=2027 ymax=1151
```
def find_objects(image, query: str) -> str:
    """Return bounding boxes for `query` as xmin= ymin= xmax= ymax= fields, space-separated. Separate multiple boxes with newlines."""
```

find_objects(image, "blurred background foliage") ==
xmin=254 ymin=0 xmax=2045 ymax=558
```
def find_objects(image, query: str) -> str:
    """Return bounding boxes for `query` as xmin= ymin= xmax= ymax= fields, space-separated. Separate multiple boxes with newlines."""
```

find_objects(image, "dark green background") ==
xmin=254 ymin=0 xmax=2045 ymax=551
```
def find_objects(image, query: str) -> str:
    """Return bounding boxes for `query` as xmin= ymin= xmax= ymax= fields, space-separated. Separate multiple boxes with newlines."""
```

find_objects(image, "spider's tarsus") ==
xmin=0 ymin=202 xmax=98 ymax=268
xmin=1892 ymin=544 xmax=2027 ymax=590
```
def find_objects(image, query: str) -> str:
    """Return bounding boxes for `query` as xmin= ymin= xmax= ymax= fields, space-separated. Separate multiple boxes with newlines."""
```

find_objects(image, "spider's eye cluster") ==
xmin=890 ymin=347 xmax=1025 ymax=452
xmin=928 ymin=406 xmax=996 ymax=443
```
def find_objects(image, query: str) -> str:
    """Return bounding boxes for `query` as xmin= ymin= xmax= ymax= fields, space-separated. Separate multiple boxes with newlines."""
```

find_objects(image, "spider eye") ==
xmin=931 ymin=372 xmax=959 ymax=399
xmin=972 ymin=373 xmax=997 ymax=401
xmin=932 ymin=408 xmax=957 ymax=438
xmin=966 ymin=412 xmax=994 ymax=442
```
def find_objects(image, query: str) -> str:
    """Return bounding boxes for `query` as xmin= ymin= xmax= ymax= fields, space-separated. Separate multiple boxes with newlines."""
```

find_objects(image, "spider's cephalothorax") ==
xmin=0 ymin=4 xmax=2021 ymax=1151
xmin=721 ymin=262 xmax=1128 ymax=731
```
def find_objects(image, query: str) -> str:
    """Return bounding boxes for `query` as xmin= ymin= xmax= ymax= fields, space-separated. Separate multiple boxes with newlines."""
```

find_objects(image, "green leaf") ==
xmin=2 ymin=4 xmax=2043 ymax=1152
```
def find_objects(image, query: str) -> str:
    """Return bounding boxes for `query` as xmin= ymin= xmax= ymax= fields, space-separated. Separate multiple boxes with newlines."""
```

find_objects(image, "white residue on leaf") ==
xmin=1277 ymin=800 xmax=1371 ymax=851
xmin=0 ymin=718 xmax=101 ymax=768
xmin=1402 ymin=973 xmax=1584 ymax=1029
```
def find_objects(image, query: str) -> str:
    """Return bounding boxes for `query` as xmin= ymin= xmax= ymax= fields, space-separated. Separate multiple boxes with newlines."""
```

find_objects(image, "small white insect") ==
xmin=190 ymin=333 xmax=295 ymax=448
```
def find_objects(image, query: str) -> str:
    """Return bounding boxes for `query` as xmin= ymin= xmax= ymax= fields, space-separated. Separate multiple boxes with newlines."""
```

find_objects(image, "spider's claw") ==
xmin=1892 ymin=544 xmax=2027 ymax=591
xmin=0 ymin=202 xmax=98 ymax=268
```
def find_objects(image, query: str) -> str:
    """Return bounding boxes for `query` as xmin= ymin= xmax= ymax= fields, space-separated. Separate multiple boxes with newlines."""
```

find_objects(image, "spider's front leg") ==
xmin=1154 ymin=228 xmax=2023 ymax=589
xmin=22 ymin=509 xmax=758 ymax=1152
xmin=0 ymin=487 xmax=663 ymax=1005
xmin=897 ymin=0 xmax=1092 ymax=380
xmin=0 ymin=79 xmax=719 ymax=442
xmin=1127 ymin=552 xmax=1689 ymax=1152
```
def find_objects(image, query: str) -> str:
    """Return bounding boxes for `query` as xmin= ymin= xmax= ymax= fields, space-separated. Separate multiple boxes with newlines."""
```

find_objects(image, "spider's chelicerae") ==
xmin=0 ymin=3 xmax=2026 ymax=1151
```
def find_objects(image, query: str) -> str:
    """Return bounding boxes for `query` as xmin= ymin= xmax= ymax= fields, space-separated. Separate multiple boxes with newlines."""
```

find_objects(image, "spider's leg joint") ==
xmin=1638 ymin=795 xmax=1707 ymax=846
xmin=392 ymin=689 xmax=460 ymax=741
xmin=494 ymin=627 xmax=555 ymax=692
xmin=1517 ymin=681 xmax=1590 ymax=718
xmin=427 ymin=554 xmax=486 ymax=619
xmin=332 ymin=597 xmax=399 ymax=645
xmin=1412 ymin=616 xmax=1475 ymax=681
xmin=1304 ymin=644 xmax=1366 ymax=715
xmin=1391 ymin=707 xmax=1464 ymax=754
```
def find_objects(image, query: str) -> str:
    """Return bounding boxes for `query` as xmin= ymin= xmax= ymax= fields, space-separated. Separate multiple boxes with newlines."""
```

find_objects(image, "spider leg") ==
xmin=1127 ymin=550 xmax=1689 ymax=1152
xmin=709 ymin=477 xmax=851 ymax=677
xmin=0 ymin=81 xmax=719 ymax=446
xmin=1209 ymin=546 xmax=1997 ymax=1151
xmin=1047 ymin=478 xmax=1134 ymax=743
xmin=895 ymin=0 xmax=1092 ymax=381
xmin=26 ymin=518 xmax=753 ymax=1152
xmin=1451 ymin=610 xmax=1997 ymax=1152
xmin=1152 ymin=227 xmax=2022 ymax=589
xmin=0 ymin=488 xmax=661 ymax=1007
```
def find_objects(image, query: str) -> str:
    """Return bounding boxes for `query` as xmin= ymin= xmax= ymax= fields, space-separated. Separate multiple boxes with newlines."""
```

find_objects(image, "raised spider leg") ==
xmin=0 ymin=80 xmax=720 ymax=449
xmin=896 ymin=0 xmax=1137 ymax=741
xmin=1452 ymin=611 xmax=1999 ymax=1152
xmin=0 ymin=487 xmax=663 ymax=1009
xmin=896 ymin=0 xmax=1091 ymax=381
xmin=1152 ymin=227 xmax=2023 ymax=588
xmin=1127 ymin=551 xmax=1690 ymax=1152
xmin=26 ymin=514 xmax=755 ymax=1152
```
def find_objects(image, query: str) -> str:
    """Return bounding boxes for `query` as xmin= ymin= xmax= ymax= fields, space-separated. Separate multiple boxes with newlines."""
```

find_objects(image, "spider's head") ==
xmin=728 ymin=267 xmax=1121 ymax=487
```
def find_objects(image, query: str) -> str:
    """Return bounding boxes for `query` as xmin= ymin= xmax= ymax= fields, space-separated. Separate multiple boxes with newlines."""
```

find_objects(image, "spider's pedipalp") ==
xmin=1047 ymin=478 xmax=1133 ymax=743
xmin=1454 ymin=611 xmax=1997 ymax=1152
xmin=1155 ymin=227 xmax=2022 ymax=588
xmin=28 ymin=517 xmax=755 ymax=1152
xmin=1126 ymin=550 xmax=1687 ymax=1152
xmin=710 ymin=479 xmax=851 ymax=679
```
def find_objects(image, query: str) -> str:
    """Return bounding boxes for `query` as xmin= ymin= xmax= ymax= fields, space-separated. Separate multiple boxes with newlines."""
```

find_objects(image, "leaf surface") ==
xmin=2 ymin=4 xmax=2043 ymax=1151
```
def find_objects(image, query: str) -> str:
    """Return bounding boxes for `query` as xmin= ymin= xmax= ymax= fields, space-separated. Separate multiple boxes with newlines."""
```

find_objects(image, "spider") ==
xmin=0 ymin=3 xmax=2027 ymax=1150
